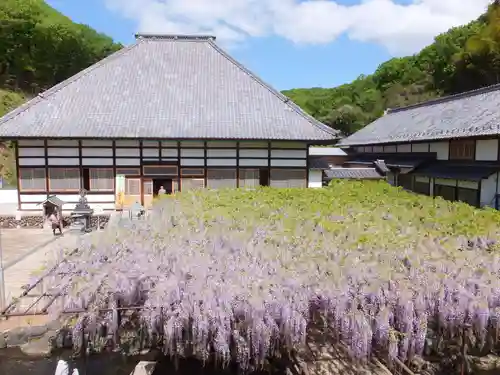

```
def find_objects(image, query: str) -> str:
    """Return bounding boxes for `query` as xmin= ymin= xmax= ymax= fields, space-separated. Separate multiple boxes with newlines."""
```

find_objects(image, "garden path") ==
xmin=1 ymin=229 xmax=83 ymax=313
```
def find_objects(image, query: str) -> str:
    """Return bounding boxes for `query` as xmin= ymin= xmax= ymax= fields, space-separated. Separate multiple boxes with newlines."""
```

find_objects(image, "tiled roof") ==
xmin=309 ymin=156 xmax=332 ymax=169
xmin=339 ymin=83 xmax=500 ymax=146
xmin=412 ymin=161 xmax=500 ymax=181
xmin=324 ymin=168 xmax=383 ymax=180
xmin=0 ymin=34 xmax=338 ymax=141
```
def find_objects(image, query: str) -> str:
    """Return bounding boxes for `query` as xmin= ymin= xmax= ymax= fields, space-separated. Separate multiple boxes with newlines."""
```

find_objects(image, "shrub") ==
xmin=46 ymin=182 xmax=500 ymax=369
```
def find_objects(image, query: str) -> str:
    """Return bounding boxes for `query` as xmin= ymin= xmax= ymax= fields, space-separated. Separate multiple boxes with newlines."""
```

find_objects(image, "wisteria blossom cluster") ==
xmin=45 ymin=180 xmax=500 ymax=368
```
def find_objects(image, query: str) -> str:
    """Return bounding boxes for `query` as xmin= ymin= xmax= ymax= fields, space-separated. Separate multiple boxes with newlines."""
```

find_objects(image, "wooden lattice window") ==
xmin=181 ymin=178 xmax=205 ymax=191
xmin=206 ymin=169 xmax=237 ymax=189
xmin=142 ymin=165 xmax=178 ymax=176
xmin=48 ymin=168 xmax=80 ymax=191
xmin=125 ymin=178 xmax=141 ymax=195
xmin=143 ymin=180 xmax=153 ymax=195
xmin=449 ymin=140 xmax=475 ymax=160
xmin=116 ymin=168 xmax=140 ymax=176
xmin=239 ymin=169 xmax=259 ymax=188
xmin=19 ymin=168 xmax=46 ymax=191
xmin=89 ymin=168 xmax=114 ymax=191
xmin=270 ymin=169 xmax=307 ymax=188
xmin=181 ymin=168 xmax=204 ymax=176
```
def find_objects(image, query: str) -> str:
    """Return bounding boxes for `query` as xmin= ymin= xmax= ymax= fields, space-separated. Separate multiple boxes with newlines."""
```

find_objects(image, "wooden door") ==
xmin=143 ymin=179 xmax=154 ymax=209
xmin=124 ymin=178 xmax=141 ymax=208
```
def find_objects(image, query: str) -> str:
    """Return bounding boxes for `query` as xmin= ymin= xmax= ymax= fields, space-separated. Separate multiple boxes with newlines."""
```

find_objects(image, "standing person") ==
xmin=158 ymin=185 xmax=166 ymax=196
xmin=49 ymin=209 xmax=62 ymax=236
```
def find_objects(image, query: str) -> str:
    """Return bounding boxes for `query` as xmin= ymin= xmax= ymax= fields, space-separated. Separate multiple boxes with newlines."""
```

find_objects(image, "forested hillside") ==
xmin=0 ymin=0 xmax=121 ymax=184
xmin=283 ymin=1 xmax=500 ymax=136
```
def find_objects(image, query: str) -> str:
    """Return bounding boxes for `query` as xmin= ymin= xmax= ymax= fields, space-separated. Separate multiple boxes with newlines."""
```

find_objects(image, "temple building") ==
xmin=0 ymin=34 xmax=337 ymax=211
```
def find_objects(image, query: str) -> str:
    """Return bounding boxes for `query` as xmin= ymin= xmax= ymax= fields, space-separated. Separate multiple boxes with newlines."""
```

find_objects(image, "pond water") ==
xmin=0 ymin=348 xmax=141 ymax=375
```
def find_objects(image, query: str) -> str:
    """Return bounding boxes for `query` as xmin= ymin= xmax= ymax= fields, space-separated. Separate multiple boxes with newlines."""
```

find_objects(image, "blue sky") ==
xmin=45 ymin=0 xmax=488 ymax=91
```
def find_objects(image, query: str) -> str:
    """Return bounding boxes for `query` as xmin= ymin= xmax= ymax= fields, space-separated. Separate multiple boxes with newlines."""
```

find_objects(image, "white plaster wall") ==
xmin=207 ymin=149 xmax=237 ymax=158
xmin=48 ymin=158 xmax=79 ymax=165
xmin=481 ymin=173 xmax=497 ymax=207
xmin=161 ymin=149 xmax=178 ymax=157
xmin=82 ymin=158 xmax=114 ymax=165
xmin=271 ymin=150 xmax=307 ymax=158
xmin=411 ymin=143 xmax=429 ymax=152
xmin=429 ymin=142 xmax=449 ymax=160
xmin=270 ymin=159 xmax=307 ymax=167
xmin=240 ymin=149 xmax=268 ymax=158
xmin=308 ymin=170 xmax=323 ymax=188
xmin=82 ymin=148 xmax=113 ymax=157
xmin=0 ymin=189 xmax=19 ymax=203
xmin=18 ymin=158 xmax=45 ymax=166
xmin=20 ymin=194 xmax=46 ymax=203
xmin=18 ymin=140 xmax=44 ymax=146
xmin=271 ymin=141 xmax=307 ymax=149
xmin=206 ymin=159 xmax=237 ymax=166
xmin=476 ymin=139 xmax=498 ymax=161
xmin=397 ymin=144 xmax=411 ymax=152
xmin=47 ymin=148 xmax=79 ymax=157
xmin=239 ymin=159 xmax=268 ymax=166
xmin=180 ymin=158 xmax=205 ymax=166
xmin=181 ymin=149 xmax=204 ymax=157
xmin=18 ymin=148 xmax=44 ymax=157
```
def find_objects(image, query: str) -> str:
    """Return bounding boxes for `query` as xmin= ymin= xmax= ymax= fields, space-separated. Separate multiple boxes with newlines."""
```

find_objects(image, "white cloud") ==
xmin=104 ymin=0 xmax=492 ymax=55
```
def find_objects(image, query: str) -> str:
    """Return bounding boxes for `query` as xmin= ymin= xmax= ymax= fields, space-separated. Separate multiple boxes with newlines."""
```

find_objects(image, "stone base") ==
xmin=0 ymin=215 xmax=110 ymax=229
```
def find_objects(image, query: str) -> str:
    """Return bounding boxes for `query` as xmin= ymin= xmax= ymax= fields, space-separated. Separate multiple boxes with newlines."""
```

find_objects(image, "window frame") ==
xmin=181 ymin=177 xmax=205 ymax=191
xmin=125 ymin=178 xmax=141 ymax=195
xmin=48 ymin=168 xmax=81 ymax=192
xmin=181 ymin=168 xmax=205 ymax=176
xmin=449 ymin=139 xmax=475 ymax=160
xmin=18 ymin=168 xmax=46 ymax=192
xmin=239 ymin=168 xmax=260 ymax=189
xmin=88 ymin=168 xmax=114 ymax=192
xmin=116 ymin=168 xmax=141 ymax=176
xmin=206 ymin=168 xmax=237 ymax=189
xmin=270 ymin=168 xmax=307 ymax=188
xmin=142 ymin=165 xmax=178 ymax=176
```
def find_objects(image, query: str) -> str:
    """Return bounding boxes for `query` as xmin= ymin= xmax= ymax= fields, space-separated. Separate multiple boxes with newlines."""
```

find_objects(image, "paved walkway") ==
xmin=1 ymin=228 xmax=56 ymax=269
xmin=1 ymin=229 xmax=84 ymax=312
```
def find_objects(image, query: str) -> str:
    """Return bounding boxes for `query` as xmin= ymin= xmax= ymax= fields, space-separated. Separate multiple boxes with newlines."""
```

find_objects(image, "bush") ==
xmin=46 ymin=182 xmax=500 ymax=370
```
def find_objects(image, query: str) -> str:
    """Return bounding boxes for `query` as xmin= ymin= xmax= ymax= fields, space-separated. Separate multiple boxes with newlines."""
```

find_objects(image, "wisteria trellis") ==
xmin=40 ymin=181 xmax=500 ymax=369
